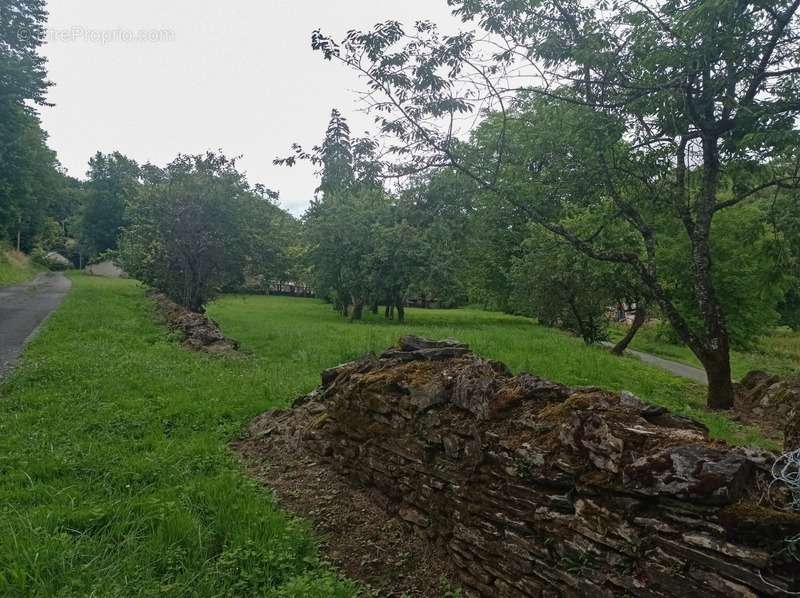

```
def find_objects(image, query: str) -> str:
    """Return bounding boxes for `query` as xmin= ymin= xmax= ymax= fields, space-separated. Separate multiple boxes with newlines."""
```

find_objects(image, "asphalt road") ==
xmin=0 ymin=272 xmax=72 ymax=378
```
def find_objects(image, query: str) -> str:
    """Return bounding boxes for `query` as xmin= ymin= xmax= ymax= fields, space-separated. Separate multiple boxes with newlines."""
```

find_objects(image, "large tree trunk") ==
xmin=697 ymin=335 xmax=735 ymax=409
xmin=611 ymin=305 xmax=646 ymax=355
xmin=567 ymin=297 xmax=590 ymax=345
xmin=692 ymin=134 xmax=735 ymax=409
xmin=701 ymin=348 xmax=735 ymax=409
xmin=351 ymin=301 xmax=364 ymax=321
xmin=650 ymin=290 xmax=736 ymax=409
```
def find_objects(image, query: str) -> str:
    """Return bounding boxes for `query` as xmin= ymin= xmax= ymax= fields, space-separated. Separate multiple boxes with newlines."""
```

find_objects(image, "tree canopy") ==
xmin=3 ymin=0 xmax=799 ymax=414
xmin=119 ymin=153 xmax=293 ymax=312
xmin=80 ymin=152 xmax=142 ymax=256
xmin=311 ymin=0 xmax=800 ymax=408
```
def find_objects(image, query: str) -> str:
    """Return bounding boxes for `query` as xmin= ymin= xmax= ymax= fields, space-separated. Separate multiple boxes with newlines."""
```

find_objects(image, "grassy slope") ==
xmin=0 ymin=250 xmax=39 ymax=287
xmin=609 ymin=322 xmax=800 ymax=379
xmin=0 ymin=276 xmax=773 ymax=597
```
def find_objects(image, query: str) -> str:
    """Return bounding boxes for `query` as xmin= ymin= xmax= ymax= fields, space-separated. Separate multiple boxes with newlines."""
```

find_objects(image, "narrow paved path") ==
xmin=602 ymin=342 xmax=708 ymax=384
xmin=0 ymin=272 xmax=72 ymax=378
xmin=624 ymin=347 xmax=708 ymax=384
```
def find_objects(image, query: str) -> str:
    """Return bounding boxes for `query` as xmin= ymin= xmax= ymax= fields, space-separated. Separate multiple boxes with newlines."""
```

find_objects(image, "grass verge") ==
xmin=0 ymin=275 xmax=356 ymax=597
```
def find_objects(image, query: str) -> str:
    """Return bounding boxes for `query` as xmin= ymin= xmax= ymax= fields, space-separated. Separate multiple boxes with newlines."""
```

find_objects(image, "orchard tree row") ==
xmin=299 ymin=0 xmax=800 ymax=409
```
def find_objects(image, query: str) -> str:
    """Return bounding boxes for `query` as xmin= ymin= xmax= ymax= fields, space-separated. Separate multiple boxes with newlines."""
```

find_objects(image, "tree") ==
xmin=510 ymin=231 xmax=612 ymax=344
xmin=80 ymin=152 xmax=141 ymax=257
xmin=509 ymin=224 xmax=651 ymax=348
xmin=275 ymin=108 xmax=382 ymax=199
xmin=771 ymin=188 xmax=800 ymax=330
xmin=462 ymin=189 xmax=528 ymax=312
xmin=0 ymin=1 xmax=68 ymax=251
xmin=411 ymin=218 xmax=469 ymax=308
xmin=0 ymin=106 xmax=63 ymax=250
xmin=242 ymin=188 xmax=299 ymax=290
xmin=656 ymin=202 xmax=791 ymax=350
xmin=317 ymin=109 xmax=355 ymax=197
xmin=398 ymin=170 xmax=474 ymax=308
xmin=279 ymin=109 xmax=408 ymax=319
xmin=368 ymin=219 xmax=429 ymax=322
xmin=304 ymin=188 xmax=388 ymax=318
xmin=312 ymin=1 xmax=800 ymax=409
xmin=0 ymin=0 xmax=50 ymax=108
xmin=119 ymin=153 xmax=286 ymax=312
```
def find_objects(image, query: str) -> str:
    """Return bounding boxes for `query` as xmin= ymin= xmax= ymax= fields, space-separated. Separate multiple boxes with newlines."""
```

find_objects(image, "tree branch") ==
xmin=713 ymin=176 xmax=800 ymax=212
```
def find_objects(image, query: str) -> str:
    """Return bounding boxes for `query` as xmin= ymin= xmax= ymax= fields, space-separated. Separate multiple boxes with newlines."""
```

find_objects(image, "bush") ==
xmin=31 ymin=248 xmax=70 ymax=271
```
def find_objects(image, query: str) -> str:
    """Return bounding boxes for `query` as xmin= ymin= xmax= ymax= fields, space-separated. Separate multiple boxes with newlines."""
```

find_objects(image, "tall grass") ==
xmin=0 ymin=249 xmax=39 ymax=287
xmin=209 ymin=293 xmax=770 ymax=447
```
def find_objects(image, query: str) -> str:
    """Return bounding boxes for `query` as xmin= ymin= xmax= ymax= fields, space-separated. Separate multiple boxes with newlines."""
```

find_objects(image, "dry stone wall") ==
xmin=150 ymin=292 xmax=240 ymax=353
xmin=736 ymin=370 xmax=800 ymax=451
xmin=250 ymin=337 xmax=800 ymax=597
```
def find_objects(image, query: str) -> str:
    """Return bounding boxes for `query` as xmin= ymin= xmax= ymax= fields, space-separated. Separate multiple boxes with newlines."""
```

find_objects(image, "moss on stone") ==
xmin=719 ymin=502 xmax=800 ymax=548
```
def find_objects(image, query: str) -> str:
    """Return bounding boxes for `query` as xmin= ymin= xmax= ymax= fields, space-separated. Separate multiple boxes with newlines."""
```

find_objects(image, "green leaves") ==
xmin=0 ymin=102 xmax=64 ymax=251
xmin=80 ymin=152 xmax=142 ymax=257
xmin=275 ymin=109 xmax=382 ymax=198
xmin=0 ymin=0 xmax=50 ymax=107
xmin=0 ymin=2 xmax=74 ymax=253
xmin=118 ymin=152 xmax=294 ymax=312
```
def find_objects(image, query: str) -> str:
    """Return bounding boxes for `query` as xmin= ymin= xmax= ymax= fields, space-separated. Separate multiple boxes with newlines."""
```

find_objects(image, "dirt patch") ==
xmin=149 ymin=292 xmax=240 ymax=354
xmin=235 ymin=406 xmax=459 ymax=597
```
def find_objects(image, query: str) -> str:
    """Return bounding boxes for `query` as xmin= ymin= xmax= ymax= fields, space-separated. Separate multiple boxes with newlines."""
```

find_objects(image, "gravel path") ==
xmin=624 ymin=347 xmax=708 ymax=384
xmin=602 ymin=341 xmax=708 ymax=384
xmin=0 ymin=272 xmax=72 ymax=378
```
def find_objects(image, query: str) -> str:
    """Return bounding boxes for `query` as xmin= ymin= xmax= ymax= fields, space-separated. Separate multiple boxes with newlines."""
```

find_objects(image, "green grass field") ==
xmin=609 ymin=322 xmax=800 ymax=379
xmin=0 ymin=250 xmax=39 ymax=287
xmin=0 ymin=275 xmax=774 ymax=597
xmin=209 ymin=294 xmax=770 ymax=446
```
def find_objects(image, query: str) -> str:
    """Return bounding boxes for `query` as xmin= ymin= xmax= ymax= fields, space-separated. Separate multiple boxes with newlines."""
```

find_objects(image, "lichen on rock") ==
xmin=240 ymin=336 xmax=800 ymax=597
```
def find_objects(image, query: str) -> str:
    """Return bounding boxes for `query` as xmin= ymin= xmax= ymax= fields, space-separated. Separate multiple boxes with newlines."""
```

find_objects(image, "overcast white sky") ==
xmin=39 ymin=1 xmax=464 ymax=215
